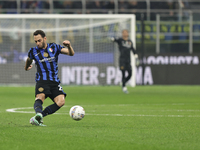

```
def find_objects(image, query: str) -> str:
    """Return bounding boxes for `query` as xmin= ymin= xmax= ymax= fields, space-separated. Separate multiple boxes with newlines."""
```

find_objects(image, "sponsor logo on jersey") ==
xmin=48 ymin=48 xmax=53 ymax=52
xmin=122 ymin=41 xmax=131 ymax=48
xmin=39 ymin=57 xmax=55 ymax=63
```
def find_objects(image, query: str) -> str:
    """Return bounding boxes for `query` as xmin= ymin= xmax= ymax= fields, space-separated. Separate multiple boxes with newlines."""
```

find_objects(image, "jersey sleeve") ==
xmin=56 ymin=44 xmax=65 ymax=54
xmin=112 ymin=37 xmax=120 ymax=44
xmin=28 ymin=48 xmax=33 ymax=59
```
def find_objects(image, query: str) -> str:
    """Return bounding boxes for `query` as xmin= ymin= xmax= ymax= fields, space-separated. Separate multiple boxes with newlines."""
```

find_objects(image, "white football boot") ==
xmin=122 ymin=87 xmax=129 ymax=94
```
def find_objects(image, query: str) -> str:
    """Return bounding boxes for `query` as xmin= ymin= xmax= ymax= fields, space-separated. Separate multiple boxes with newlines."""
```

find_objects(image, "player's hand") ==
xmin=110 ymin=37 xmax=115 ymax=42
xmin=63 ymin=40 xmax=71 ymax=47
xmin=25 ymin=65 xmax=33 ymax=71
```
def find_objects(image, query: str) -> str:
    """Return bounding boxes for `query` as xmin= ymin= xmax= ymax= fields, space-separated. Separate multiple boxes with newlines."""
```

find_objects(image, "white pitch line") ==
xmin=81 ymin=103 xmax=200 ymax=107
xmin=79 ymin=103 xmax=191 ymax=107
xmin=85 ymin=109 xmax=200 ymax=112
xmin=6 ymin=107 xmax=33 ymax=113
xmin=7 ymin=107 xmax=200 ymax=113
xmin=87 ymin=114 xmax=200 ymax=118
xmin=5 ymin=106 xmax=200 ymax=118
xmin=50 ymin=113 xmax=200 ymax=118
xmin=86 ymin=114 xmax=184 ymax=117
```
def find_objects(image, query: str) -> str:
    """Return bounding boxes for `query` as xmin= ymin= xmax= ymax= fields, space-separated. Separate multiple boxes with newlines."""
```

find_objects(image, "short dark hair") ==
xmin=33 ymin=30 xmax=46 ymax=38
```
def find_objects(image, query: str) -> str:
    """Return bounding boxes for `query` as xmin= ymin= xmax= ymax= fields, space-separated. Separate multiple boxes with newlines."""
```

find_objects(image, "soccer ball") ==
xmin=69 ymin=105 xmax=85 ymax=121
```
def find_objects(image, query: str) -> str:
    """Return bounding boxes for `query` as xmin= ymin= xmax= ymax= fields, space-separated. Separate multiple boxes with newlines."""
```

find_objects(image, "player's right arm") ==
xmin=110 ymin=37 xmax=119 ymax=43
xmin=24 ymin=57 xmax=33 ymax=71
xmin=110 ymin=37 xmax=121 ymax=46
xmin=61 ymin=40 xmax=75 ymax=56
xmin=110 ymin=37 xmax=115 ymax=42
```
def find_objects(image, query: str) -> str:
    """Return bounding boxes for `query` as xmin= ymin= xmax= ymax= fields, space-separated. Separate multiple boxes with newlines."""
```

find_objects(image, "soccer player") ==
xmin=111 ymin=29 xmax=138 ymax=94
xmin=25 ymin=30 xmax=75 ymax=126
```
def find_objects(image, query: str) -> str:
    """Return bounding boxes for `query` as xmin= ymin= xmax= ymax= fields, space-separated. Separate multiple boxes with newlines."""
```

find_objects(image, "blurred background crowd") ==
xmin=0 ymin=0 xmax=200 ymax=59
xmin=0 ymin=0 xmax=200 ymax=20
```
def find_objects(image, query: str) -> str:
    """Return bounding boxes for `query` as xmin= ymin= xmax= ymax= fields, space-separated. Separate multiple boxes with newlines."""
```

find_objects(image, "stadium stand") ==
xmin=0 ymin=0 xmax=199 ymax=20
xmin=0 ymin=0 xmax=200 ymax=54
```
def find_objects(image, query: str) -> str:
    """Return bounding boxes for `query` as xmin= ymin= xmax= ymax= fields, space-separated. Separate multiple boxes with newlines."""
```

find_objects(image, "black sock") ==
xmin=34 ymin=99 xmax=43 ymax=114
xmin=121 ymin=70 xmax=126 ymax=87
xmin=42 ymin=103 xmax=61 ymax=117
xmin=125 ymin=69 xmax=132 ymax=83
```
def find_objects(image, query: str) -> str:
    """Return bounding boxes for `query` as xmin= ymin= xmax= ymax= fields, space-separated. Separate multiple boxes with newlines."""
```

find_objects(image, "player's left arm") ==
xmin=131 ymin=41 xmax=138 ymax=58
xmin=130 ymin=41 xmax=139 ymax=66
xmin=61 ymin=40 xmax=75 ymax=56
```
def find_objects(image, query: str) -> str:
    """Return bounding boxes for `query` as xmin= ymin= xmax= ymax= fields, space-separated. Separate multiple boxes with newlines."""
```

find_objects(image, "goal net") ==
xmin=0 ymin=14 xmax=136 ymax=86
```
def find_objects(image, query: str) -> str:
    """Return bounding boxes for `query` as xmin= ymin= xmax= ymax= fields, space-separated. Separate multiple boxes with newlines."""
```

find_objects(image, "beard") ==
xmin=41 ymin=41 xmax=45 ymax=49
xmin=38 ymin=41 xmax=45 ymax=49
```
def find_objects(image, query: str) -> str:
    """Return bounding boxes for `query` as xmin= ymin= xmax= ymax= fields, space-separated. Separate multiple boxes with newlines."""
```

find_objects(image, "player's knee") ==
xmin=54 ymin=95 xmax=65 ymax=107
xmin=56 ymin=98 xmax=65 ymax=107
xmin=35 ymin=93 xmax=45 ymax=102
xmin=60 ymin=98 xmax=65 ymax=106
xmin=58 ymin=99 xmax=65 ymax=107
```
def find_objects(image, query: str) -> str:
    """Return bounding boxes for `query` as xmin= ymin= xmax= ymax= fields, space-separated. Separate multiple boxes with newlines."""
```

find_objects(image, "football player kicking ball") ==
xmin=25 ymin=30 xmax=75 ymax=126
xmin=111 ymin=29 xmax=138 ymax=94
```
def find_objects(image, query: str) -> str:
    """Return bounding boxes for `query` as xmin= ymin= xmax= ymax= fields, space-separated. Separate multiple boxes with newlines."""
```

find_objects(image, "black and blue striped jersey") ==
xmin=28 ymin=43 xmax=64 ymax=83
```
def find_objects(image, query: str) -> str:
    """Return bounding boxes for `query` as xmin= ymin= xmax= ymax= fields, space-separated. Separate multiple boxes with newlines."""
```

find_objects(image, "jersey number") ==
xmin=58 ymin=85 xmax=63 ymax=91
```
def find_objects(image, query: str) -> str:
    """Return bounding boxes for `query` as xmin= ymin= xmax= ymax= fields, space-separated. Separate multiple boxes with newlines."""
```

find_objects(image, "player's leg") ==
xmin=121 ymin=69 xmax=126 ymax=88
xmin=120 ymin=61 xmax=126 ymax=88
xmin=125 ymin=68 xmax=132 ymax=84
xmin=42 ymin=95 xmax=65 ymax=117
xmin=120 ymin=62 xmax=128 ymax=93
xmin=34 ymin=93 xmax=45 ymax=114
xmin=41 ymin=84 xmax=66 ymax=117
xmin=30 ymin=94 xmax=46 ymax=126
xmin=121 ymin=69 xmax=128 ymax=94
xmin=121 ymin=64 xmax=132 ymax=94
xmin=34 ymin=93 xmax=46 ymax=124
xmin=30 ymin=82 xmax=50 ymax=126
xmin=54 ymin=95 xmax=65 ymax=107
xmin=122 ymin=69 xmax=132 ymax=94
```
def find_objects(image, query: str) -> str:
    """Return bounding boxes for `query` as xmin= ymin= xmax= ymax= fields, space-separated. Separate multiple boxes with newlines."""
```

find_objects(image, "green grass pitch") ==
xmin=0 ymin=86 xmax=200 ymax=150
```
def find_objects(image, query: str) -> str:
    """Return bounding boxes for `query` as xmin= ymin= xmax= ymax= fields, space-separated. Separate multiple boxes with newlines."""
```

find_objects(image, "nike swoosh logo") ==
xmin=35 ymin=53 xmax=40 ymax=56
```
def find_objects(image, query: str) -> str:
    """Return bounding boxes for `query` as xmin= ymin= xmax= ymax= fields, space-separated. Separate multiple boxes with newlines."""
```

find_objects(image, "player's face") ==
xmin=34 ymin=34 xmax=46 ymax=49
xmin=122 ymin=30 xmax=129 ymax=39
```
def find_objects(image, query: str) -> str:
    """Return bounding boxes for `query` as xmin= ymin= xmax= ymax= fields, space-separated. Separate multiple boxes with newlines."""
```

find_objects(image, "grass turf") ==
xmin=0 ymin=86 xmax=200 ymax=150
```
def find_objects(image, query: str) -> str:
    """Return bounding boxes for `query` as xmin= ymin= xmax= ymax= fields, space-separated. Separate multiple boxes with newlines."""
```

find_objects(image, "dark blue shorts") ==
xmin=35 ymin=80 xmax=66 ymax=102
